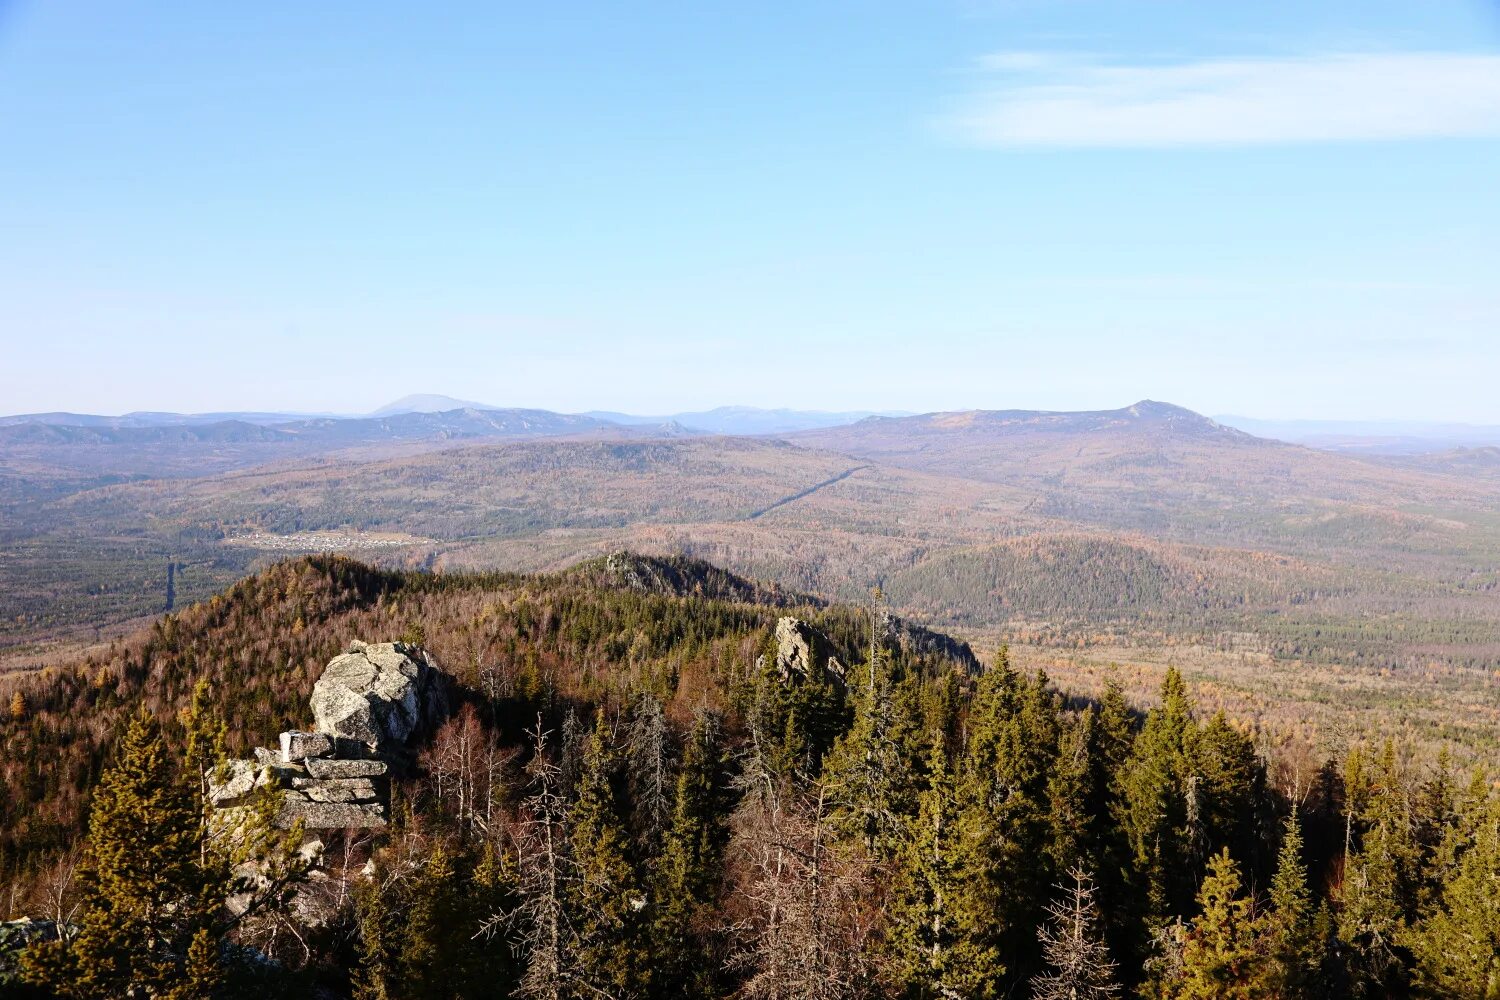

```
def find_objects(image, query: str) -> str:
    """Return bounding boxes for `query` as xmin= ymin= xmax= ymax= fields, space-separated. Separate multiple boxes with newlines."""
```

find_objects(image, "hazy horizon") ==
xmin=11 ymin=392 xmax=1500 ymax=430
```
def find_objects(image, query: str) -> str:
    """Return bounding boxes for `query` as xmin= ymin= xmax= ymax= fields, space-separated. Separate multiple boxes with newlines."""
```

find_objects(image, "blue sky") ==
xmin=2 ymin=1 xmax=1498 ymax=419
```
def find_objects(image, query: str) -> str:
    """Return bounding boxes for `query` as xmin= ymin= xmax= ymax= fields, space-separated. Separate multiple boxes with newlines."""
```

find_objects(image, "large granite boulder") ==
xmin=310 ymin=641 xmax=446 ymax=749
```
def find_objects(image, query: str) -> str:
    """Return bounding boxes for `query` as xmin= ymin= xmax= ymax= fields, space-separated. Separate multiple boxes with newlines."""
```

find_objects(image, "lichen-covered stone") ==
xmin=278 ymin=798 xmax=387 ymax=830
xmin=304 ymin=756 xmax=388 ymax=779
xmin=765 ymin=617 xmax=846 ymax=688
xmin=280 ymin=730 xmax=335 ymax=763
xmin=310 ymin=641 xmax=445 ymax=748
xmin=213 ymin=639 xmax=450 ymax=831
xmin=292 ymin=776 xmax=377 ymax=797
xmin=208 ymin=759 xmax=269 ymax=806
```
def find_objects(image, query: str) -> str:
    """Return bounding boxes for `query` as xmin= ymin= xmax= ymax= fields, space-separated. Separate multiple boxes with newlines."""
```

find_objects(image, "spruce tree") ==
xmin=1265 ymin=809 xmax=1319 ymax=999
xmin=652 ymin=712 xmax=728 ymax=999
xmin=1337 ymin=741 xmax=1419 ymax=997
xmin=823 ymin=661 xmax=922 ymax=860
xmin=1402 ymin=788 xmax=1500 ymax=999
xmin=886 ymin=735 xmax=1005 ymax=1000
xmin=24 ymin=710 xmax=223 ymax=999
xmin=569 ymin=710 xmax=648 ymax=999
xmin=1156 ymin=849 xmax=1261 ymax=1000
xmin=1120 ymin=668 xmax=1197 ymax=922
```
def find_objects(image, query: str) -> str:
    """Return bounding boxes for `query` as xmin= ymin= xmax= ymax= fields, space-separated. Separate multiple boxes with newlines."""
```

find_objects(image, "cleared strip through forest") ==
xmin=745 ymin=465 xmax=870 ymax=519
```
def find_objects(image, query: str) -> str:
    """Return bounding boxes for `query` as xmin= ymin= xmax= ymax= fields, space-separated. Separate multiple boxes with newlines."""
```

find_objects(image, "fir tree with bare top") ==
xmin=1031 ymin=867 xmax=1121 ymax=1000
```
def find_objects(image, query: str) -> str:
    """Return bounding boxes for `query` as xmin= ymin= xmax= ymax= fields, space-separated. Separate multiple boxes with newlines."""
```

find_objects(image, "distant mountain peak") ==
xmin=1123 ymin=400 xmax=1225 ymax=427
xmin=370 ymin=394 xmax=499 ymax=417
xmin=1126 ymin=399 xmax=1194 ymax=417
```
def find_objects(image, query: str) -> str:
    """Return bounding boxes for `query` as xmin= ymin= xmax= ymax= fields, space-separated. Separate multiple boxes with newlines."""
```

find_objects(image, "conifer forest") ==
xmin=1 ymin=556 xmax=1495 ymax=999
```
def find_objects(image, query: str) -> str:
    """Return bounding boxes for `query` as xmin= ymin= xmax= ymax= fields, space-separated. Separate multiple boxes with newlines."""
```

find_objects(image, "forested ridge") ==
xmin=1 ymin=555 xmax=1496 ymax=998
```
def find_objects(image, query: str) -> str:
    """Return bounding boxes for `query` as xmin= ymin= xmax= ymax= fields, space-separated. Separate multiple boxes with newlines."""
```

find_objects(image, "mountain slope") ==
xmin=791 ymin=400 xmax=1500 ymax=529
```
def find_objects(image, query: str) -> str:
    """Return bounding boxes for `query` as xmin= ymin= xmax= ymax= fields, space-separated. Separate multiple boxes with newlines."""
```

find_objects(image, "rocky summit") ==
xmin=211 ymin=639 xmax=448 ymax=829
xmin=311 ymin=640 xmax=447 ymax=746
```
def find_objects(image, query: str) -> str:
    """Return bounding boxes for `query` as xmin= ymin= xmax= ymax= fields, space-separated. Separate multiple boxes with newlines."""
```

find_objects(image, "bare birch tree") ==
xmin=425 ymin=703 xmax=512 ymax=836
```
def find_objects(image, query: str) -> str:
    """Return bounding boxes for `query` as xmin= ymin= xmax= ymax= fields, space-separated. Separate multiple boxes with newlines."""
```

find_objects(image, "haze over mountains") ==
xmin=5 ymin=393 xmax=1500 ymax=712
xmin=7 ymin=394 xmax=1499 ymax=456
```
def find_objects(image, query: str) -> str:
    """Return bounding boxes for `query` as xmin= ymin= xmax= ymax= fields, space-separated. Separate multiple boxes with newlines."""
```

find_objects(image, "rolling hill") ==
xmin=1 ymin=400 xmax=1496 ymax=678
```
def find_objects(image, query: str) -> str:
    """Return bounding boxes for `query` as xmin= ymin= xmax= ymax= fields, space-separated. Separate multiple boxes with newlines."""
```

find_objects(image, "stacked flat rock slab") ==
xmin=210 ymin=640 xmax=447 ymax=830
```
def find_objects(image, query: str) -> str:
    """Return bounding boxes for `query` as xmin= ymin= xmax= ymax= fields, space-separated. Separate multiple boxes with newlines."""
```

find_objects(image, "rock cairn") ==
xmin=210 ymin=640 xmax=448 ymax=829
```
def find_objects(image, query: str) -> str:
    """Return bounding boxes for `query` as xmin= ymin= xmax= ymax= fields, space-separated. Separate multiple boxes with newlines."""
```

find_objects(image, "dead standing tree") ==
xmin=729 ymin=765 xmax=877 ymax=1000
xmin=488 ymin=717 xmax=575 ymax=1000
xmin=626 ymin=693 xmax=673 ymax=848
xmin=1031 ymin=867 xmax=1121 ymax=1000
xmin=424 ymin=703 xmax=512 ymax=836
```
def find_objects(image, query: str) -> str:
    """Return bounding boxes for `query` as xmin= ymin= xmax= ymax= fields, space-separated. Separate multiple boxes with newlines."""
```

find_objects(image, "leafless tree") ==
xmin=1031 ymin=867 xmax=1120 ymax=1000
xmin=425 ymin=703 xmax=513 ymax=835
xmin=486 ymin=716 xmax=576 ymax=1000
xmin=729 ymin=776 xmax=877 ymax=1000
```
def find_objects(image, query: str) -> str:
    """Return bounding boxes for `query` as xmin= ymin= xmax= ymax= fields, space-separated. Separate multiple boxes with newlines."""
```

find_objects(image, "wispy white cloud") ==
xmin=941 ymin=51 xmax=1500 ymax=147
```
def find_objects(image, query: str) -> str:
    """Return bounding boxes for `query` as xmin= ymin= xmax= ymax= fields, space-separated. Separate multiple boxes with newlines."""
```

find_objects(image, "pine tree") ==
xmin=569 ymin=710 xmax=648 ymax=999
xmin=24 ymin=710 xmax=223 ymax=998
xmin=1031 ymin=867 xmax=1121 ymax=1000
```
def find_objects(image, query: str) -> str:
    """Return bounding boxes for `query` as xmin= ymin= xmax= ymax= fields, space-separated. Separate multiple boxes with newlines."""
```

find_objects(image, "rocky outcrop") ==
xmin=311 ymin=640 xmax=447 ymax=746
xmin=877 ymin=611 xmax=982 ymax=675
xmin=211 ymin=639 xmax=446 ymax=830
xmin=584 ymin=551 xmax=810 ymax=608
xmin=756 ymin=613 xmax=980 ymax=687
xmin=762 ymin=617 xmax=846 ymax=688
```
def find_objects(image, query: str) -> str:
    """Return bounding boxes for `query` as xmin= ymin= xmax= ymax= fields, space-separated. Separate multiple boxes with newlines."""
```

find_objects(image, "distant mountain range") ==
xmin=6 ymin=397 xmax=1499 ymax=456
xmin=0 ymin=397 xmax=911 ymax=437
xmin=583 ymin=406 xmax=914 ymax=435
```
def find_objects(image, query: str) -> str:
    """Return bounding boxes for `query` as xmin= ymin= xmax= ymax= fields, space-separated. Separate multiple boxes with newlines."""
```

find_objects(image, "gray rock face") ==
xmin=280 ymin=799 xmax=387 ymax=829
xmin=208 ymin=759 xmax=268 ymax=807
xmin=293 ymin=779 xmax=377 ymax=803
xmin=310 ymin=641 xmax=445 ymax=748
xmin=767 ymin=617 xmax=846 ymax=688
xmin=280 ymin=730 xmax=335 ymax=763
xmin=304 ymin=756 xmax=388 ymax=779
